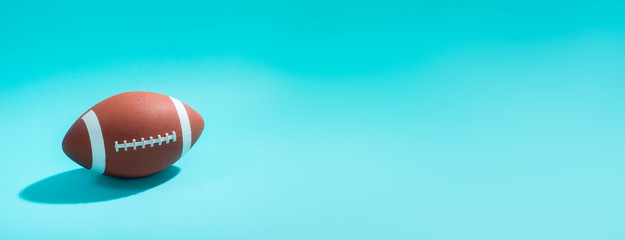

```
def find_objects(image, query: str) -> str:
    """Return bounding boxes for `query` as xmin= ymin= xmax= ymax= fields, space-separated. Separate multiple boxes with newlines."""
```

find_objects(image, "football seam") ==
xmin=114 ymin=131 xmax=177 ymax=152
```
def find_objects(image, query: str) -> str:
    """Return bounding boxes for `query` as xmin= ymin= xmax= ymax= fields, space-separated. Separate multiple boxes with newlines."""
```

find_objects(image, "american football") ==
xmin=62 ymin=91 xmax=204 ymax=178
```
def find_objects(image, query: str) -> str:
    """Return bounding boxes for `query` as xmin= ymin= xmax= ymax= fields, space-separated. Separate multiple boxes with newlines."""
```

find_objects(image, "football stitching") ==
xmin=114 ymin=131 xmax=177 ymax=152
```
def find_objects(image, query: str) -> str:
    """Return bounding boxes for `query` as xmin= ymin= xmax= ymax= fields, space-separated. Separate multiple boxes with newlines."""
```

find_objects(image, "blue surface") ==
xmin=1 ymin=1 xmax=625 ymax=239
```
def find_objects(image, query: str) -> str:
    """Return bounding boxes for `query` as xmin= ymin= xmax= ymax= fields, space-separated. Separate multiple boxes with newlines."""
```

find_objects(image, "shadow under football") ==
xmin=19 ymin=166 xmax=180 ymax=204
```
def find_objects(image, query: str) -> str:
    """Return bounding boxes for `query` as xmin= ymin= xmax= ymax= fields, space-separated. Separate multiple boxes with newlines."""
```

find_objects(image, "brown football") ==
xmin=62 ymin=91 xmax=204 ymax=178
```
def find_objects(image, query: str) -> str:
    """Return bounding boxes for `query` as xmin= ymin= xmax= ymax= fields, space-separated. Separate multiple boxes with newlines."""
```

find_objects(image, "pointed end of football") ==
xmin=62 ymin=118 xmax=93 ymax=170
xmin=183 ymin=103 xmax=204 ymax=147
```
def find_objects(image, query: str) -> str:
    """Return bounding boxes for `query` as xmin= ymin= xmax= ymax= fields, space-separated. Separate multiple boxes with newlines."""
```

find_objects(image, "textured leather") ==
xmin=62 ymin=91 xmax=204 ymax=178
xmin=62 ymin=119 xmax=92 ymax=169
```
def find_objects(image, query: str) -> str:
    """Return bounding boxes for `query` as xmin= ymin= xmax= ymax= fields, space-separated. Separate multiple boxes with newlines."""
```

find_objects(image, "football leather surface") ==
xmin=62 ymin=91 xmax=204 ymax=178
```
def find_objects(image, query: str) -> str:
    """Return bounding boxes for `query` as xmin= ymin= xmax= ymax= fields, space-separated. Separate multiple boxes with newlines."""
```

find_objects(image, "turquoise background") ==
xmin=1 ymin=1 xmax=625 ymax=239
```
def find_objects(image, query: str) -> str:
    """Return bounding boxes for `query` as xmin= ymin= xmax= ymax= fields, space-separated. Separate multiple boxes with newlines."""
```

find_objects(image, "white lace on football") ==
xmin=115 ymin=131 xmax=177 ymax=152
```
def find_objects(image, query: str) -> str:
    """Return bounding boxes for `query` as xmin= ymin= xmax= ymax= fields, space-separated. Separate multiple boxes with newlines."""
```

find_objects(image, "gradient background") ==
xmin=1 ymin=1 xmax=625 ymax=239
